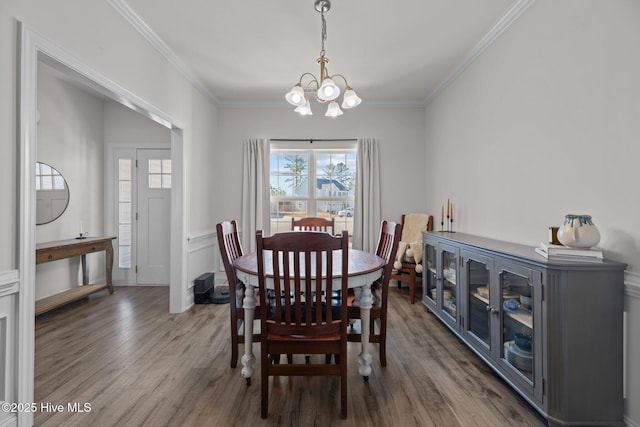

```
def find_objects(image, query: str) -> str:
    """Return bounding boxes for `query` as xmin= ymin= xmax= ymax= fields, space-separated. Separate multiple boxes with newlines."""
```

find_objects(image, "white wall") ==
xmin=35 ymin=62 xmax=105 ymax=299
xmin=424 ymin=1 xmax=640 ymax=425
xmin=2 ymin=1 xmax=219 ymax=422
xmin=216 ymin=105 xmax=428 ymax=226
xmin=424 ymin=0 xmax=640 ymax=273
xmin=104 ymin=100 xmax=171 ymax=144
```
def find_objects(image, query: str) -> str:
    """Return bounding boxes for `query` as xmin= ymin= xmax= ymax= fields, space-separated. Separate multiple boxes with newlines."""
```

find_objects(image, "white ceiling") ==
xmin=116 ymin=0 xmax=528 ymax=107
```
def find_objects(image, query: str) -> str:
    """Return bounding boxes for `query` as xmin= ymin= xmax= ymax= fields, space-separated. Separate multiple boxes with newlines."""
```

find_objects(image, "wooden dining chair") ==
xmin=216 ymin=220 xmax=261 ymax=368
xmin=347 ymin=220 xmax=402 ymax=367
xmin=391 ymin=214 xmax=434 ymax=303
xmin=257 ymin=230 xmax=349 ymax=419
xmin=291 ymin=216 xmax=335 ymax=234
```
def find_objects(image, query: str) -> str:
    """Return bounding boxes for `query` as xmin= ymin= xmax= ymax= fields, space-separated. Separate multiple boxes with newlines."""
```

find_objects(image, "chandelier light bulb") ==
xmin=285 ymin=85 xmax=306 ymax=107
xmin=325 ymin=101 xmax=343 ymax=117
xmin=341 ymin=88 xmax=362 ymax=109
xmin=318 ymin=77 xmax=340 ymax=101
xmin=295 ymin=100 xmax=313 ymax=116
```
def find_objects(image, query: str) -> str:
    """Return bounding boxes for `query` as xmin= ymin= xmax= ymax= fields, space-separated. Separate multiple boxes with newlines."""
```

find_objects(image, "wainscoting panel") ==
xmin=0 ymin=270 xmax=18 ymax=427
xmin=186 ymin=230 xmax=220 ymax=307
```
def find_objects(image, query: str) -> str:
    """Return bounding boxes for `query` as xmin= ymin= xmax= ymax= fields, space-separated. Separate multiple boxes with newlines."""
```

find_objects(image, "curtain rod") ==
xmin=270 ymin=138 xmax=357 ymax=144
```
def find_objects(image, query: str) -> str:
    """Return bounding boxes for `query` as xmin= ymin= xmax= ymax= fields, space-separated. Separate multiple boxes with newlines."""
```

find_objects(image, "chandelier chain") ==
xmin=320 ymin=11 xmax=327 ymax=58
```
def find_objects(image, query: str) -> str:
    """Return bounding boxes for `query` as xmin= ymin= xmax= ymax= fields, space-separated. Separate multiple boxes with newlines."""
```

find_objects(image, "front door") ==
xmin=136 ymin=149 xmax=171 ymax=284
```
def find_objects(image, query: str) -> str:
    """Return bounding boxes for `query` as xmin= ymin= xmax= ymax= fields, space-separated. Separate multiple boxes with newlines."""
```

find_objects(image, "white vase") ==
xmin=556 ymin=214 xmax=601 ymax=248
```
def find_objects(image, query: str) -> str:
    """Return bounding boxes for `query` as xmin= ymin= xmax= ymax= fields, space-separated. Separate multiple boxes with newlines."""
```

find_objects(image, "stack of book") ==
xmin=535 ymin=243 xmax=603 ymax=262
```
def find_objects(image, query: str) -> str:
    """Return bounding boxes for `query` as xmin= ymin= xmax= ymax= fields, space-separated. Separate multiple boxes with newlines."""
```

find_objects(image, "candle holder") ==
xmin=440 ymin=220 xmax=445 ymax=232
xmin=449 ymin=217 xmax=455 ymax=233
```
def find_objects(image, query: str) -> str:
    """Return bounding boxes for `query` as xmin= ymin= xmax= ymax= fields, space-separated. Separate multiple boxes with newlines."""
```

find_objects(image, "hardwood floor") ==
xmin=35 ymin=286 xmax=547 ymax=426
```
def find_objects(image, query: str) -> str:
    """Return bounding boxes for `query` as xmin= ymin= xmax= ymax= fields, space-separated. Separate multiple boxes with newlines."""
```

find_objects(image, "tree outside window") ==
xmin=270 ymin=149 xmax=356 ymax=236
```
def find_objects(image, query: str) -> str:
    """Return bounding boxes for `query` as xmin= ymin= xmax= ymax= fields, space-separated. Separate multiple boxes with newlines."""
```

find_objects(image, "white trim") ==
xmin=17 ymin=22 xmax=37 ymax=427
xmin=169 ymin=128 xmax=188 ymax=312
xmin=0 ymin=271 xmax=19 ymax=298
xmin=106 ymin=0 xmax=219 ymax=105
xmin=424 ymin=0 xmax=536 ymax=105
xmin=218 ymin=100 xmax=427 ymax=109
xmin=107 ymin=0 xmax=536 ymax=110
xmin=625 ymin=271 xmax=640 ymax=299
xmin=186 ymin=231 xmax=219 ymax=292
xmin=187 ymin=229 xmax=217 ymax=244
xmin=18 ymin=23 xmax=190 ymax=425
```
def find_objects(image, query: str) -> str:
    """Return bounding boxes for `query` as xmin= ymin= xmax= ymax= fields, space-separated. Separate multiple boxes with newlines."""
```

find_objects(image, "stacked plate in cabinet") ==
xmin=504 ymin=341 xmax=532 ymax=372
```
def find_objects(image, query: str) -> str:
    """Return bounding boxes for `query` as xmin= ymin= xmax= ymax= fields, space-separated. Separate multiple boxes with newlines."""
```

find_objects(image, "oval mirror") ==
xmin=36 ymin=162 xmax=70 ymax=225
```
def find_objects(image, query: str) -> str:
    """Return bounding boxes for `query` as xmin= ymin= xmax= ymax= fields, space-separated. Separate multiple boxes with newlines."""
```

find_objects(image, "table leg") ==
xmin=105 ymin=241 xmax=114 ymax=294
xmin=358 ymin=282 xmax=373 ymax=379
xmin=81 ymin=254 xmax=89 ymax=286
xmin=241 ymin=283 xmax=257 ymax=384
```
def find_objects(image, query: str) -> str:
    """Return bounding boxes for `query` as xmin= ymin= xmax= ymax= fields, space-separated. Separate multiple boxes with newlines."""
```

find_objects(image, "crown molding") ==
xmin=218 ymin=100 xmax=426 ymax=109
xmin=108 ymin=0 xmax=535 ymax=110
xmin=424 ymin=0 xmax=536 ymax=105
xmin=107 ymin=0 xmax=220 ymax=105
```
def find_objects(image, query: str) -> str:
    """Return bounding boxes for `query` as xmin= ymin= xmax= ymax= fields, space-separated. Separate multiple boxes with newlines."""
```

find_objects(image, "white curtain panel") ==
xmin=353 ymin=138 xmax=381 ymax=253
xmin=241 ymin=138 xmax=270 ymax=252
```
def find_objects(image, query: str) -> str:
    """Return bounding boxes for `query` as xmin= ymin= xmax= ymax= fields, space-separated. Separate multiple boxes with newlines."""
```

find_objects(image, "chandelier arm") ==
xmin=303 ymin=79 xmax=320 ymax=92
xmin=298 ymin=72 xmax=319 ymax=85
xmin=328 ymin=73 xmax=350 ymax=88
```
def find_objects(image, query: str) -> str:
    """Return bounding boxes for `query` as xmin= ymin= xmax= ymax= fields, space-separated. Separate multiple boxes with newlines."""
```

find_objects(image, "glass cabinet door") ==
xmin=500 ymin=269 xmax=534 ymax=383
xmin=440 ymin=247 xmax=458 ymax=323
xmin=423 ymin=242 xmax=437 ymax=308
xmin=466 ymin=256 xmax=491 ymax=350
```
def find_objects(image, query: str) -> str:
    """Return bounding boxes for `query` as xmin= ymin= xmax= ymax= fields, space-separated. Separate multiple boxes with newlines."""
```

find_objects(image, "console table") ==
xmin=35 ymin=236 xmax=116 ymax=315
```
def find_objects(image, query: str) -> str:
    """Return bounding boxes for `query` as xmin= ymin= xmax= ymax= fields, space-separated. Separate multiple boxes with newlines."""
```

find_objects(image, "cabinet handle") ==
xmin=485 ymin=305 xmax=499 ymax=314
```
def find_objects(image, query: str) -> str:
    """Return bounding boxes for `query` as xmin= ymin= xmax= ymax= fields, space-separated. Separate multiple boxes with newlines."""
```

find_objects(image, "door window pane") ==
xmin=148 ymin=159 xmax=172 ymax=189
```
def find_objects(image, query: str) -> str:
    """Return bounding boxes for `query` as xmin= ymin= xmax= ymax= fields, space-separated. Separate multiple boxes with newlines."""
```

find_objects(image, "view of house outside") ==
xmin=270 ymin=150 xmax=356 ymax=237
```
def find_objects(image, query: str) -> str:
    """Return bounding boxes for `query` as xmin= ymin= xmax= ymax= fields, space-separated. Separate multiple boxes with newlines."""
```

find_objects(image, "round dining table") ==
xmin=233 ymin=248 xmax=385 ymax=382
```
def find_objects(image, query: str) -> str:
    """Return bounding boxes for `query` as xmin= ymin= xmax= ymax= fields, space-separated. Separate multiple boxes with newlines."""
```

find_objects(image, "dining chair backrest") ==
xmin=218 ymin=220 xmax=243 ymax=275
xmin=216 ymin=220 xmax=257 ymax=368
xmin=257 ymin=230 xmax=348 ymax=328
xmin=256 ymin=229 xmax=350 ymax=419
xmin=375 ymin=220 xmax=403 ymax=313
xmin=291 ymin=216 xmax=335 ymax=234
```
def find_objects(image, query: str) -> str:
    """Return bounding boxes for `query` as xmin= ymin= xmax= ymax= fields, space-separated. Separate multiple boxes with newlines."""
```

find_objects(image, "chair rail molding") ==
xmin=187 ymin=230 xmax=219 ymax=298
xmin=0 ymin=270 xmax=19 ymax=298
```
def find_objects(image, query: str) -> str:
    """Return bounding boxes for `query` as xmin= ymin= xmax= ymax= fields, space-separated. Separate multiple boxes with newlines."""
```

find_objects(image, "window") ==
xmin=36 ymin=162 xmax=65 ymax=190
xmin=118 ymin=158 xmax=132 ymax=268
xmin=148 ymin=158 xmax=172 ymax=189
xmin=270 ymin=145 xmax=356 ymax=235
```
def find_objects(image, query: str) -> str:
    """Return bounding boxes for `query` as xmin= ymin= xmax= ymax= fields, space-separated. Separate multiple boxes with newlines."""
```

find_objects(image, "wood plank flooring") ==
xmin=35 ymin=286 xmax=547 ymax=427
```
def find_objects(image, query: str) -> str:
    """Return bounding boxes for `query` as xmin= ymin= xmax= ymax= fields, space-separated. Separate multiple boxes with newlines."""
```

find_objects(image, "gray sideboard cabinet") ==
xmin=422 ymin=231 xmax=626 ymax=427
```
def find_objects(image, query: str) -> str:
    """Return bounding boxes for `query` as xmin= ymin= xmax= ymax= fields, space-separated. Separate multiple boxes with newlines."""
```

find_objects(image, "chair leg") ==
xmin=230 ymin=319 xmax=239 ymax=368
xmin=409 ymin=269 xmax=416 ymax=304
xmin=340 ymin=359 xmax=347 ymax=419
xmin=261 ymin=353 xmax=268 ymax=418
xmin=380 ymin=317 xmax=387 ymax=367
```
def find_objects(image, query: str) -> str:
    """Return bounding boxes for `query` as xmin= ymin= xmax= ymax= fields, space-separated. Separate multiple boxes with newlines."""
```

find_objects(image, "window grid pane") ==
xmin=148 ymin=158 xmax=172 ymax=189
xmin=270 ymin=149 xmax=355 ymax=239
xmin=118 ymin=158 xmax=133 ymax=269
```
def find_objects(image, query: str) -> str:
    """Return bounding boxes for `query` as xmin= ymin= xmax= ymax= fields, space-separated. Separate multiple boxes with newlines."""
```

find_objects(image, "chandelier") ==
xmin=285 ymin=0 xmax=362 ymax=117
